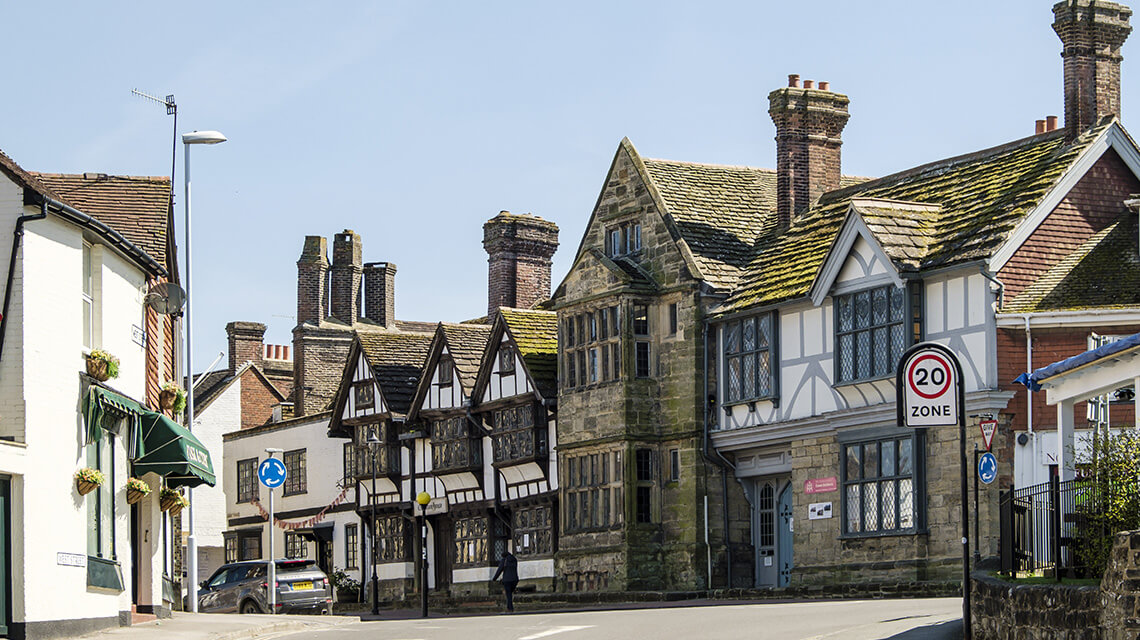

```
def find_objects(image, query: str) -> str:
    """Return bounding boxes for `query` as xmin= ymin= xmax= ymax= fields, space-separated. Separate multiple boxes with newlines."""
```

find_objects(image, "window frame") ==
xmin=237 ymin=528 xmax=262 ymax=561
xmin=498 ymin=343 xmax=516 ymax=375
xmin=605 ymin=220 xmax=642 ymax=258
xmin=285 ymin=531 xmax=308 ymax=559
xmin=513 ymin=505 xmax=554 ymax=558
xmin=722 ymin=312 xmax=777 ymax=404
xmin=345 ymin=523 xmax=359 ymax=570
xmin=431 ymin=416 xmax=482 ymax=473
xmin=373 ymin=515 xmax=408 ymax=564
xmin=563 ymin=450 xmax=624 ymax=534
xmin=353 ymin=381 xmax=375 ymax=411
xmin=833 ymin=282 xmax=922 ymax=385
xmin=453 ymin=515 xmax=489 ymax=567
xmin=283 ymin=449 xmax=307 ymax=496
xmin=236 ymin=457 xmax=259 ymax=503
xmin=838 ymin=428 xmax=926 ymax=539
xmin=437 ymin=356 xmax=454 ymax=386
xmin=490 ymin=403 xmax=546 ymax=465
xmin=563 ymin=305 xmax=621 ymax=389
xmin=82 ymin=241 xmax=95 ymax=349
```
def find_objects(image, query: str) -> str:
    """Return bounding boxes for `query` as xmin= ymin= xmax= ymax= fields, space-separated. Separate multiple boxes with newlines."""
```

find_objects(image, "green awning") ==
xmin=82 ymin=386 xmax=146 ymax=449
xmin=132 ymin=412 xmax=216 ymax=488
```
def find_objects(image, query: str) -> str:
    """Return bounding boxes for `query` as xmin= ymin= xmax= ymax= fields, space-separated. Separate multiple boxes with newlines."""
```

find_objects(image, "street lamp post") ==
xmin=181 ymin=130 xmax=226 ymax=613
xmin=366 ymin=432 xmax=381 ymax=616
xmin=416 ymin=491 xmax=431 ymax=618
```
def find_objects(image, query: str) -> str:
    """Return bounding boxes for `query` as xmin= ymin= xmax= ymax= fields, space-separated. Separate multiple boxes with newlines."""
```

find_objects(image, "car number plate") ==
xmin=292 ymin=581 xmax=313 ymax=591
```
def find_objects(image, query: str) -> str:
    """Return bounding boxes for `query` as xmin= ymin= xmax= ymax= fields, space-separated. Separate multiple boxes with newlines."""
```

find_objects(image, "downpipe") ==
xmin=701 ymin=314 xmax=736 ymax=589
xmin=0 ymin=199 xmax=48 ymax=372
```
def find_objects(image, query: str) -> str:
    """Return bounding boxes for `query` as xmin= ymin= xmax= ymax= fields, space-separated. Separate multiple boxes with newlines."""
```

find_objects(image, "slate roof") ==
xmin=440 ymin=323 xmax=493 ymax=394
xmin=1005 ymin=211 xmax=1140 ymax=313
xmin=32 ymin=172 xmax=171 ymax=266
xmin=357 ymin=330 xmax=434 ymax=416
xmin=640 ymin=155 xmax=867 ymax=291
xmin=190 ymin=370 xmax=231 ymax=411
xmin=717 ymin=121 xmax=1111 ymax=314
xmin=499 ymin=307 xmax=558 ymax=398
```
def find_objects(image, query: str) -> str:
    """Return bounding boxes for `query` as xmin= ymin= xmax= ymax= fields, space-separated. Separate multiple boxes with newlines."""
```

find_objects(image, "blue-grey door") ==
xmin=754 ymin=479 xmax=778 ymax=587
xmin=777 ymin=483 xmax=793 ymax=587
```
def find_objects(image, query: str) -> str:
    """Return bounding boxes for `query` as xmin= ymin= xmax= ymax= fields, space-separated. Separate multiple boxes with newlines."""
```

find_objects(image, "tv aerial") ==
xmin=145 ymin=282 xmax=186 ymax=315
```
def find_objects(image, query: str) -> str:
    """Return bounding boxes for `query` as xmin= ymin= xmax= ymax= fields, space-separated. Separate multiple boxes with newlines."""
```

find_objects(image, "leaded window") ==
xmin=563 ymin=306 xmax=620 ymax=389
xmin=237 ymin=458 xmax=259 ymax=503
xmin=513 ymin=505 xmax=553 ymax=557
xmin=224 ymin=535 xmax=237 ymax=563
xmin=841 ymin=433 xmax=922 ymax=536
xmin=635 ymin=448 xmax=654 ymax=524
xmin=285 ymin=532 xmax=307 ymax=559
xmin=431 ymin=416 xmax=481 ymax=472
xmin=345 ymin=523 xmax=359 ymax=569
xmin=835 ymin=283 xmax=921 ymax=384
xmin=723 ymin=313 xmax=775 ymax=402
xmin=454 ymin=516 xmax=488 ymax=566
xmin=343 ymin=443 xmax=359 ymax=483
xmin=353 ymin=381 xmax=375 ymax=411
xmin=283 ymin=449 xmax=306 ymax=496
xmin=491 ymin=404 xmax=545 ymax=464
xmin=374 ymin=515 xmax=407 ymax=563
xmin=564 ymin=450 xmax=623 ymax=533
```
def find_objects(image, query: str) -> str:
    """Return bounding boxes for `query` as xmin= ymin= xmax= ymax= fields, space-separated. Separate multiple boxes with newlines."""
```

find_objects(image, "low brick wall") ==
xmin=971 ymin=572 xmax=1100 ymax=640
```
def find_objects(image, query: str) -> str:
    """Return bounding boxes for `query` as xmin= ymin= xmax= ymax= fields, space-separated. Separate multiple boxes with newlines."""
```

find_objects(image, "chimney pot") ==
xmin=788 ymin=74 xmax=800 ymax=88
xmin=1046 ymin=115 xmax=1059 ymax=132
xmin=803 ymin=79 xmax=814 ymax=89
xmin=1036 ymin=119 xmax=1047 ymax=134
xmin=818 ymin=81 xmax=830 ymax=91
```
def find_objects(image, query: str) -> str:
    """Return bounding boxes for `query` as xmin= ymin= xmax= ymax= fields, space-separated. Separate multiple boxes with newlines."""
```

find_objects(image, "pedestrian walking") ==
xmin=492 ymin=547 xmax=519 ymax=613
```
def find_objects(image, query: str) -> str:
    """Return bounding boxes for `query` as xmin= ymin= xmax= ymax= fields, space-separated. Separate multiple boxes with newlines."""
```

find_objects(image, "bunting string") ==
xmin=250 ymin=484 xmax=352 ymax=530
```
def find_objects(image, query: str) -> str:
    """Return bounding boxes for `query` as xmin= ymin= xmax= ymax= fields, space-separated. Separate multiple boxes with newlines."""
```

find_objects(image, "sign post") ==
xmin=259 ymin=452 xmax=287 ymax=614
xmin=897 ymin=342 xmax=970 ymax=640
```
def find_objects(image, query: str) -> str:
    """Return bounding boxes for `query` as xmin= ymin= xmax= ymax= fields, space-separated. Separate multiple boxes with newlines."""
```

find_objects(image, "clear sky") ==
xmin=0 ymin=1 xmax=1130 ymax=369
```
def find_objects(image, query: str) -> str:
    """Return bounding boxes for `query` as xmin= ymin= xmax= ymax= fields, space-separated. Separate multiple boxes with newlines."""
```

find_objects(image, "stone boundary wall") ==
xmin=1101 ymin=530 xmax=1140 ymax=640
xmin=971 ymin=571 xmax=1100 ymax=640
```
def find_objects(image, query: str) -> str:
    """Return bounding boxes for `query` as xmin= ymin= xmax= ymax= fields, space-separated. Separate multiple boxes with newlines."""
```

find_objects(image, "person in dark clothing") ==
xmin=492 ymin=549 xmax=519 ymax=612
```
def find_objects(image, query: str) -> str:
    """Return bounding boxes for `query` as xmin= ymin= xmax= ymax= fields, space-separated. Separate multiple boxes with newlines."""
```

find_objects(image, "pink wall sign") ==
xmin=804 ymin=476 xmax=838 ymax=494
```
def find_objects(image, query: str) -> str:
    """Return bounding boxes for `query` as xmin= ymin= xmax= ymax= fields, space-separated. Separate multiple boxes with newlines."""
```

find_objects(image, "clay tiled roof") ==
xmin=718 ymin=121 xmax=1109 ymax=313
xmin=440 ymin=323 xmax=493 ymax=393
xmin=357 ymin=330 xmax=434 ymax=415
xmin=641 ymin=157 xmax=868 ymax=290
xmin=32 ymin=172 xmax=171 ymax=266
xmin=1005 ymin=212 xmax=1140 ymax=312
xmin=0 ymin=148 xmax=55 ymax=197
xmin=499 ymin=308 xmax=558 ymax=398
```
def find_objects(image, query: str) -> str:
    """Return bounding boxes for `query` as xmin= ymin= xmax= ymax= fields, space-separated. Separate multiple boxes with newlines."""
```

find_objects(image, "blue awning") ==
xmin=1015 ymin=331 xmax=1140 ymax=391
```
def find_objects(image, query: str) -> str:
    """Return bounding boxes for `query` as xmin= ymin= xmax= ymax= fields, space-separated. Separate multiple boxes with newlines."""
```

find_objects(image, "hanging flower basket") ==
xmin=160 ymin=487 xmax=188 ymax=515
xmin=85 ymin=349 xmax=120 ymax=381
xmin=75 ymin=467 xmax=105 ymax=496
xmin=126 ymin=477 xmax=151 ymax=504
xmin=159 ymin=382 xmax=186 ymax=415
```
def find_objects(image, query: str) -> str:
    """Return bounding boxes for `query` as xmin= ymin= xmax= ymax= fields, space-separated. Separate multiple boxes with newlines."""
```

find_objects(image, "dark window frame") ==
xmin=563 ymin=306 xmax=620 ymax=389
xmin=839 ymin=429 xmax=926 ymax=538
xmin=722 ymin=313 xmax=777 ymax=403
xmin=564 ymin=450 xmax=623 ymax=534
xmin=353 ymin=380 xmax=375 ymax=411
xmin=437 ymin=356 xmax=454 ymax=386
xmin=283 ymin=449 xmax=307 ymax=496
xmin=431 ymin=416 xmax=482 ymax=473
xmin=373 ymin=514 xmax=408 ymax=563
xmin=453 ymin=515 xmax=489 ymax=567
xmin=498 ymin=343 xmax=516 ymax=374
xmin=834 ymin=282 xmax=922 ymax=385
xmin=345 ymin=523 xmax=359 ymax=570
xmin=237 ymin=528 xmax=262 ymax=561
xmin=513 ymin=504 xmax=554 ymax=558
xmin=490 ymin=403 xmax=545 ymax=465
xmin=236 ymin=458 xmax=259 ymax=503
xmin=285 ymin=531 xmax=308 ymax=559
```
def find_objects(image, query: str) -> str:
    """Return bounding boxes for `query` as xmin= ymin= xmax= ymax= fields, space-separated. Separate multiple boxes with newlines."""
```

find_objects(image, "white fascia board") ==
xmin=1042 ymin=350 xmax=1140 ymax=404
xmin=991 ymin=124 xmax=1140 ymax=272
xmin=809 ymin=208 xmax=904 ymax=307
xmin=996 ymin=308 xmax=1140 ymax=329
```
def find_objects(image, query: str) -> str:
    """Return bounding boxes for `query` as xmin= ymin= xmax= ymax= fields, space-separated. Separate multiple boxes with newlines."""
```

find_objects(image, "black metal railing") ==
xmin=1000 ymin=475 xmax=1123 ymax=579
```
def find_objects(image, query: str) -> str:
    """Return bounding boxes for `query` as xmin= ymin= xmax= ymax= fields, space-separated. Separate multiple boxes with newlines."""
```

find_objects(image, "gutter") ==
xmin=0 ymin=199 xmax=48 ymax=371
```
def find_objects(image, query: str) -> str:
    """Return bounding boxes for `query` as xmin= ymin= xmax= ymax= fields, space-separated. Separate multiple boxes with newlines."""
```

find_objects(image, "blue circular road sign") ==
xmin=259 ymin=457 xmax=287 ymax=489
xmin=978 ymin=452 xmax=997 ymax=485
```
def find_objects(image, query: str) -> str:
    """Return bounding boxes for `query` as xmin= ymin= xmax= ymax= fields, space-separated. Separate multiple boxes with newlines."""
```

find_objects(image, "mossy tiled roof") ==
xmin=499 ymin=307 xmax=558 ymax=398
xmin=440 ymin=323 xmax=493 ymax=393
xmin=718 ymin=121 xmax=1110 ymax=313
xmin=641 ymin=157 xmax=867 ymax=290
xmin=1005 ymin=212 xmax=1140 ymax=312
xmin=358 ymin=330 xmax=434 ymax=415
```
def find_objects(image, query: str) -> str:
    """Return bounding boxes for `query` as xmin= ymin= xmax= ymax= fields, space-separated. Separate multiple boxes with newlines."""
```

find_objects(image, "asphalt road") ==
xmin=300 ymin=598 xmax=964 ymax=640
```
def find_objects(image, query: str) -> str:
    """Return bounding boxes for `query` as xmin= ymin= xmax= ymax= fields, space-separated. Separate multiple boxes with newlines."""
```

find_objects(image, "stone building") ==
xmin=705 ymin=0 xmax=1140 ymax=589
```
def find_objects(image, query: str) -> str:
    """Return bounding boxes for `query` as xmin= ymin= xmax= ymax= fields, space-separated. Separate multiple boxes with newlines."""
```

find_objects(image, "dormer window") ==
xmin=438 ymin=356 xmax=454 ymax=385
xmin=607 ymin=221 xmax=641 ymax=258
xmin=834 ymin=282 xmax=922 ymax=384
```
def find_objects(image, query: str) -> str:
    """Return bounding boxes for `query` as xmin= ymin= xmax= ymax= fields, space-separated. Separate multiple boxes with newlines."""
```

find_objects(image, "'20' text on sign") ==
xmin=897 ymin=343 xmax=962 ymax=428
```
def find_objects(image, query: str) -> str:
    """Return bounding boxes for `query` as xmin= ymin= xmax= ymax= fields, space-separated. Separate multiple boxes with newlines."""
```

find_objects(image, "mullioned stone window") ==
xmin=563 ymin=306 xmax=620 ymax=388
xmin=564 ymin=450 xmax=624 ymax=533
xmin=606 ymin=220 xmax=642 ymax=258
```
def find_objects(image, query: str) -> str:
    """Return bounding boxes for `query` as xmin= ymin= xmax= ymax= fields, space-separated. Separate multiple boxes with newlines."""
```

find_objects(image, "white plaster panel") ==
xmin=835 ymin=236 xmax=872 ymax=284
xmin=802 ymin=308 xmax=824 ymax=357
xmin=517 ymin=558 xmax=555 ymax=579
xmin=781 ymin=311 xmax=801 ymax=361
xmin=946 ymin=277 xmax=965 ymax=331
xmin=926 ymin=280 xmax=944 ymax=335
xmin=967 ymin=274 xmax=985 ymax=327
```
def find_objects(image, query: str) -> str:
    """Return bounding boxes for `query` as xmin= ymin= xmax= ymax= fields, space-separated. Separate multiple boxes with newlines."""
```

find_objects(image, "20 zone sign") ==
xmin=896 ymin=343 xmax=963 ymax=428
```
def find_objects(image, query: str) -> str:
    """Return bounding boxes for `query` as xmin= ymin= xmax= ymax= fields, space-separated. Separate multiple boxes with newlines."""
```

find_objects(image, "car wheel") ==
xmin=240 ymin=600 xmax=262 ymax=615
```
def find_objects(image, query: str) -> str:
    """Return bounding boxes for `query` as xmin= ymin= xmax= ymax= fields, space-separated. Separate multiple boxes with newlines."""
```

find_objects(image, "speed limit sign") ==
xmin=896 ymin=342 xmax=963 ymax=427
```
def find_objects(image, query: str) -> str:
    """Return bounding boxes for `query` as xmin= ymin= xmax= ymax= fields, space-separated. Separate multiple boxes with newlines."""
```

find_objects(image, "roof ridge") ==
xmin=28 ymin=171 xmax=170 ymax=182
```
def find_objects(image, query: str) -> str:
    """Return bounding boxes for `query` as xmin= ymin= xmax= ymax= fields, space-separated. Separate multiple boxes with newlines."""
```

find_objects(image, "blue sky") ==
xmin=0 ymin=2 xmax=1125 ymax=368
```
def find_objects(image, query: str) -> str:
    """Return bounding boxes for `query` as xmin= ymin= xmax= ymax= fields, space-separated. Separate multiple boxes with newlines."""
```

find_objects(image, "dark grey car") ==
xmin=198 ymin=559 xmax=332 ymax=614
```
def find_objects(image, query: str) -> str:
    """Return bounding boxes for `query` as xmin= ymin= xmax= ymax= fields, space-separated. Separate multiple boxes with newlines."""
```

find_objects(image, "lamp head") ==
xmin=416 ymin=491 xmax=431 ymax=506
xmin=182 ymin=130 xmax=227 ymax=145
xmin=366 ymin=433 xmax=381 ymax=446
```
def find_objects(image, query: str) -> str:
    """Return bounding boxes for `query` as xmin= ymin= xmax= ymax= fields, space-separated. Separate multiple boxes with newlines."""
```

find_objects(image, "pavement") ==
xmin=78 ymin=613 xmax=359 ymax=640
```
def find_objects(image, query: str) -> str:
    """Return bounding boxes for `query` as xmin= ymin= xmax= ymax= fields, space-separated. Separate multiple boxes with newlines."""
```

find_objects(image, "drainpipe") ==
xmin=979 ymin=267 xmax=1004 ymax=310
xmin=701 ymin=313 xmax=735 ymax=589
xmin=0 ymin=199 xmax=48 ymax=371
xmin=1025 ymin=315 xmax=1037 ymax=485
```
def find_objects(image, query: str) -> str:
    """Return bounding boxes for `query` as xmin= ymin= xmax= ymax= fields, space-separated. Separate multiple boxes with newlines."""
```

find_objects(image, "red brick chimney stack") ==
xmin=363 ymin=261 xmax=398 ymax=328
xmin=296 ymin=236 xmax=329 ymax=325
xmin=769 ymin=76 xmax=851 ymax=229
xmin=1053 ymin=0 xmax=1133 ymax=138
xmin=226 ymin=321 xmax=267 ymax=373
xmin=483 ymin=211 xmax=559 ymax=318
xmin=330 ymin=230 xmax=363 ymax=325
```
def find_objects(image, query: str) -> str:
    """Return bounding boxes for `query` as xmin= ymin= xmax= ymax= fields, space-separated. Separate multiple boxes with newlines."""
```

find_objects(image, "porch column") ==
xmin=1057 ymin=400 xmax=1076 ymax=481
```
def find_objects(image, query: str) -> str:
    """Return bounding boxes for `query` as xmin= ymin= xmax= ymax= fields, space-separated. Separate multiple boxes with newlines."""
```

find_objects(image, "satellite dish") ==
xmin=145 ymin=282 xmax=186 ymax=315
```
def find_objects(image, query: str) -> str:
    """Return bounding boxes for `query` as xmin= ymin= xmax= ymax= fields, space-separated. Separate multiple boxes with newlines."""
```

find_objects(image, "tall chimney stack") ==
xmin=296 ymin=236 xmax=329 ymax=325
xmin=769 ymin=76 xmax=851 ymax=228
xmin=226 ymin=321 xmax=266 ymax=373
xmin=483 ymin=211 xmax=559 ymax=318
xmin=363 ymin=262 xmax=398 ymax=328
xmin=1053 ymin=0 xmax=1133 ymax=138
xmin=330 ymin=230 xmax=363 ymax=325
